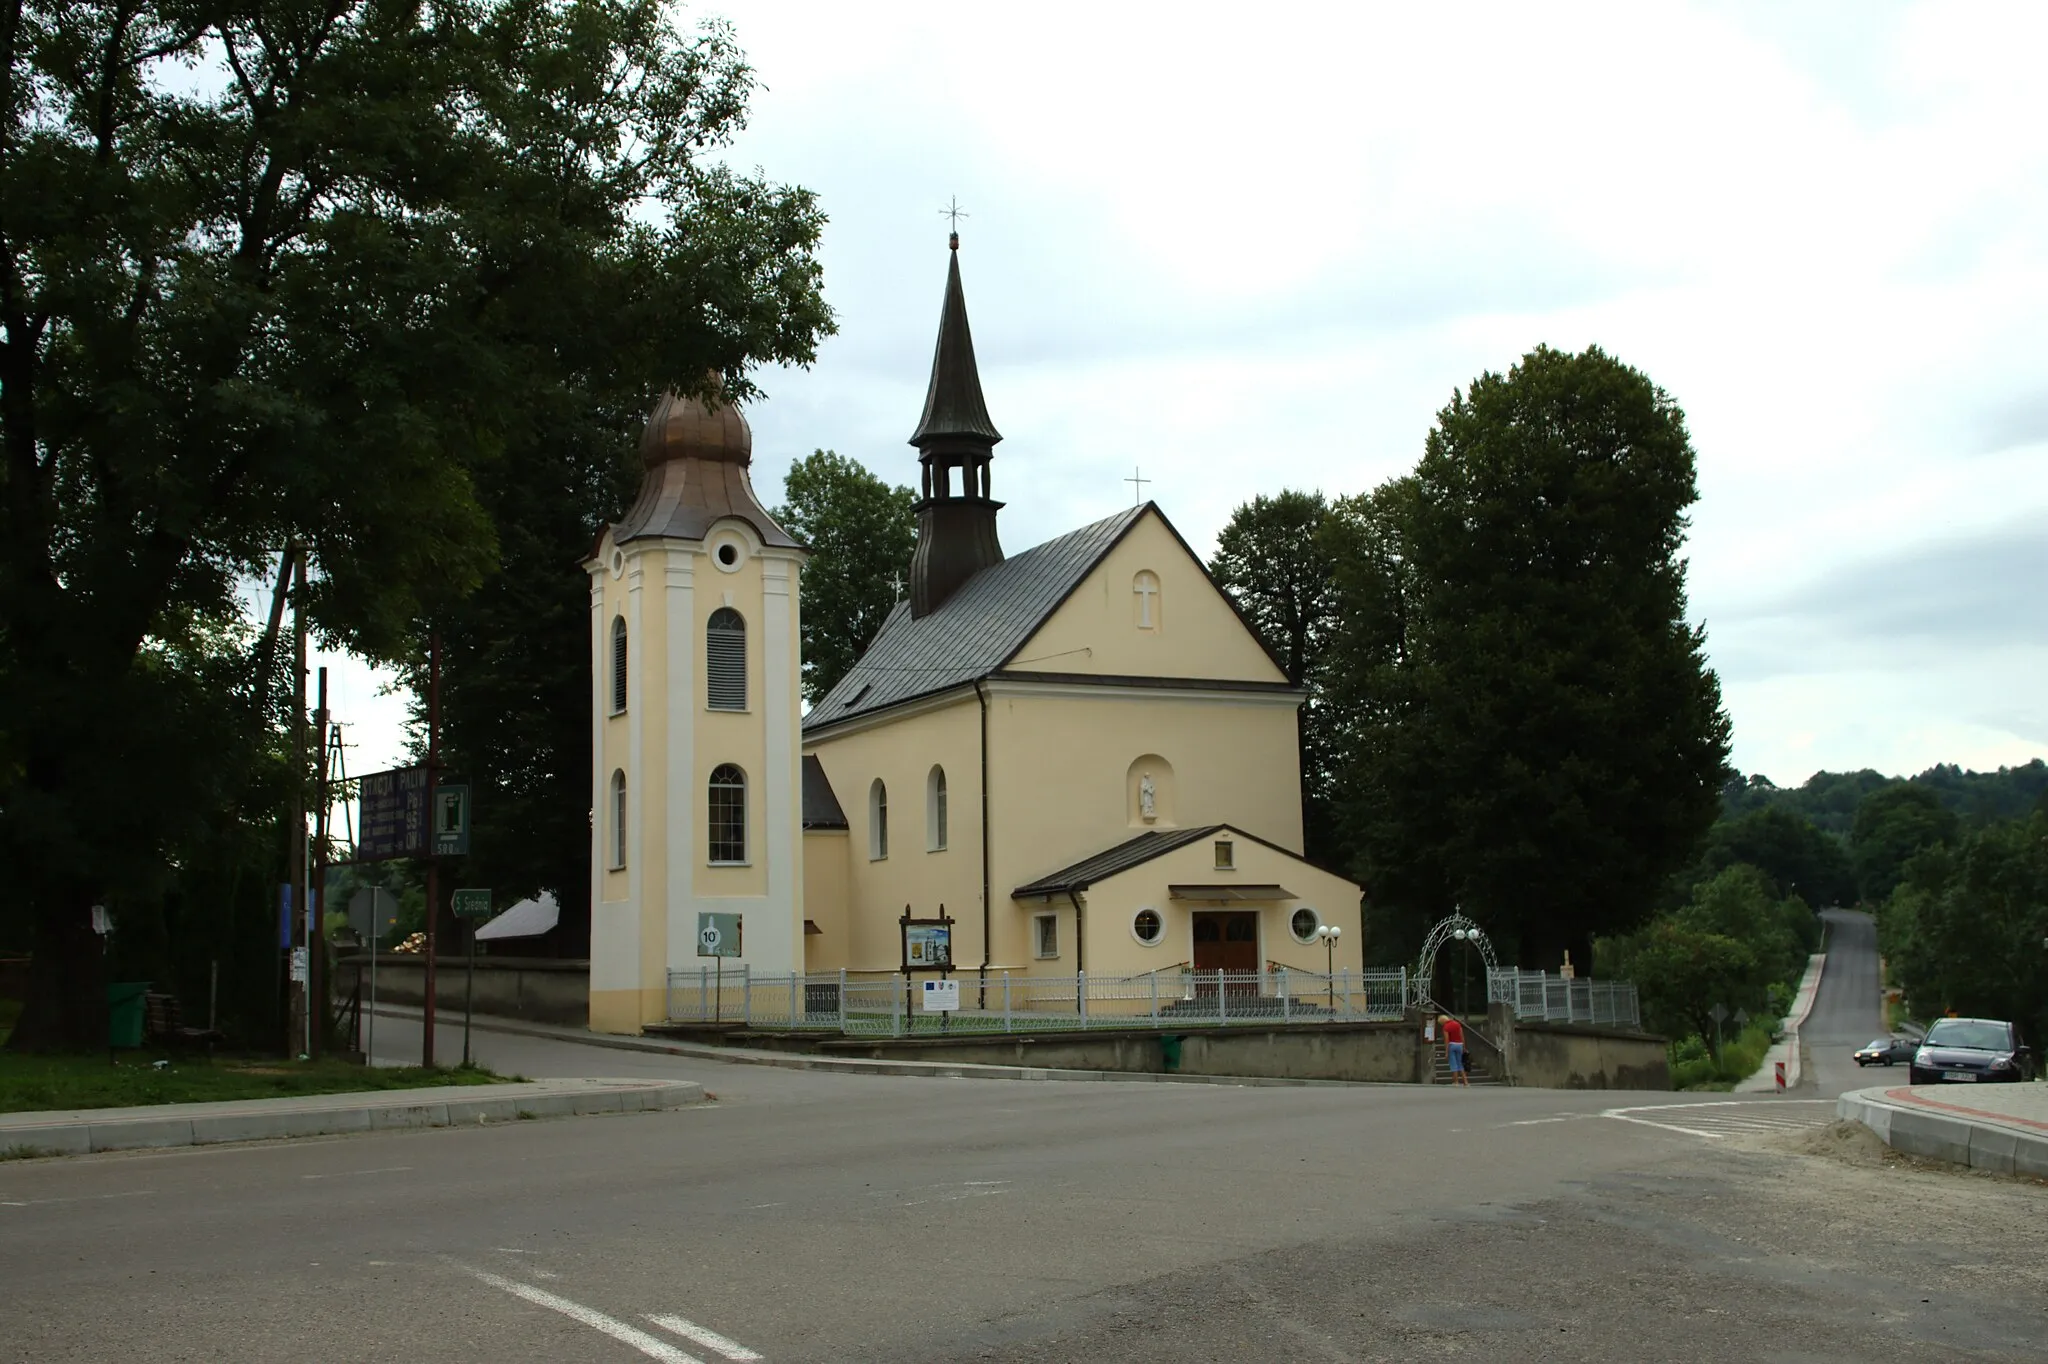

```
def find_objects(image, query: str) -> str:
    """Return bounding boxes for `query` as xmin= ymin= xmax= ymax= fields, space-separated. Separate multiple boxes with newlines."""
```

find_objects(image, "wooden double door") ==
xmin=1192 ymin=910 xmax=1259 ymax=976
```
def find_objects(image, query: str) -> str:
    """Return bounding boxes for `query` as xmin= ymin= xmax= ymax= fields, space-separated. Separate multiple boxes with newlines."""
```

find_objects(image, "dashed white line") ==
xmin=647 ymin=1314 xmax=764 ymax=1361
xmin=456 ymin=1264 xmax=705 ymax=1363
xmin=302 ymin=1166 xmax=413 ymax=1181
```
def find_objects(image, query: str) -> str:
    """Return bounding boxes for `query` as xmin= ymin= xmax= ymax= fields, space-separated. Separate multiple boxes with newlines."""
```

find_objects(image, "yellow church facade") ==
xmin=586 ymin=236 xmax=1360 ymax=1035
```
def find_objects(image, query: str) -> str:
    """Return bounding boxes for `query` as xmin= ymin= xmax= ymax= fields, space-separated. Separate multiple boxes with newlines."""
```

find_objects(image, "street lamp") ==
xmin=1316 ymin=925 xmax=1342 ymax=1008
xmin=1451 ymin=927 xmax=1475 ymax=1015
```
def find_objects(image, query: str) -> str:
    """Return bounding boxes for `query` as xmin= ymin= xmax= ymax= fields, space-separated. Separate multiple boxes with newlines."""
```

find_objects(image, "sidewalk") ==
xmin=367 ymin=1005 xmax=1377 ymax=1089
xmin=1837 ymin=1081 xmax=2048 ymax=1178
xmin=1736 ymin=952 xmax=1824 ymax=1092
xmin=0 ymin=1077 xmax=702 ymax=1158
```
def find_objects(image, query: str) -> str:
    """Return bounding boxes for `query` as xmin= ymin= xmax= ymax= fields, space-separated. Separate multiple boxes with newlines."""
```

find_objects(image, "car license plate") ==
xmin=1943 ymin=1071 xmax=1976 ymax=1082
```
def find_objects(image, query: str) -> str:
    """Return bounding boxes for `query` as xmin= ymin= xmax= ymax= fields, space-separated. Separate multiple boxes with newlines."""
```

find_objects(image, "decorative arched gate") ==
xmin=1415 ymin=912 xmax=1498 ymax=1012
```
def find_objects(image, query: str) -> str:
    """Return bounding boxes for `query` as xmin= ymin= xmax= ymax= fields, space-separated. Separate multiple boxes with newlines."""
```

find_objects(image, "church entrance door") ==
xmin=1192 ymin=910 xmax=1259 ymax=991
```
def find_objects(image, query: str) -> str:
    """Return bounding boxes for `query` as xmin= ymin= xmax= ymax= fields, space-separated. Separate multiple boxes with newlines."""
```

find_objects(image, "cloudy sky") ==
xmin=320 ymin=0 xmax=2047 ymax=792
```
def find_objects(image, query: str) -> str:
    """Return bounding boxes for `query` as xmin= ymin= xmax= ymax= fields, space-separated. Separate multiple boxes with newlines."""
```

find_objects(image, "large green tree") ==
xmin=773 ymin=450 xmax=915 ymax=705
xmin=1 ymin=0 xmax=830 ymax=1048
xmin=1209 ymin=491 xmax=1340 ymax=862
xmin=1329 ymin=346 xmax=1731 ymax=970
xmin=1694 ymin=807 xmax=1856 ymax=909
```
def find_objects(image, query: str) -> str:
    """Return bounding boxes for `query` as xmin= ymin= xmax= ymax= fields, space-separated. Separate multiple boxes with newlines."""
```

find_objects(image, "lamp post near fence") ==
xmin=1316 ymin=924 xmax=1342 ymax=1009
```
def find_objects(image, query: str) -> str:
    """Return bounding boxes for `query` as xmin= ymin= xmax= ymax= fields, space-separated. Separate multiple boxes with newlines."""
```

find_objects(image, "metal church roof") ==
xmin=805 ymin=503 xmax=1150 ymax=732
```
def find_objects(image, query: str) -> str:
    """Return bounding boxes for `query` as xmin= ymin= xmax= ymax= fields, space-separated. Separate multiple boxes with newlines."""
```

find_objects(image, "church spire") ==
xmin=907 ymin=232 xmax=1005 ymax=618
xmin=909 ymin=233 xmax=1003 ymax=452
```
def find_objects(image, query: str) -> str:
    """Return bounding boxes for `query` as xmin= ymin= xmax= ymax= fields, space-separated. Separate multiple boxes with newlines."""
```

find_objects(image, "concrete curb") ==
xmin=370 ymin=1006 xmax=1385 ymax=1089
xmin=1837 ymin=1086 xmax=2048 ymax=1179
xmin=0 ymin=1078 xmax=702 ymax=1158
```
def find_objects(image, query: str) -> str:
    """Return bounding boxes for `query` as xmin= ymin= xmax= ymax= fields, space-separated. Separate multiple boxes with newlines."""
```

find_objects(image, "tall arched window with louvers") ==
xmin=610 ymin=616 xmax=628 ymax=714
xmin=707 ymin=608 xmax=747 ymax=710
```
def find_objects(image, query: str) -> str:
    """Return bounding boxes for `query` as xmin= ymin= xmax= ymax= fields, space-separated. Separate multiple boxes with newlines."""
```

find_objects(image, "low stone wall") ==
xmin=1497 ymin=1016 xmax=1669 ymax=1090
xmin=795 ymin=1020 xmax=1431 ymax=1083
xmin=334 ymin=954 xmax=590 ymax=1027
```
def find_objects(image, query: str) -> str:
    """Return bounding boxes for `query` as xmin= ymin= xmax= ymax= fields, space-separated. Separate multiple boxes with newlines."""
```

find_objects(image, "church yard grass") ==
xmin=0 ymin=1051 xmax=514 ymax=1117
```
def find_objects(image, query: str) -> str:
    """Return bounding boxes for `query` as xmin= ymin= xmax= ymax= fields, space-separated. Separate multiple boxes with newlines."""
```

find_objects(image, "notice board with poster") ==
xmin=899 ymin=908 xmax=955 ymax=973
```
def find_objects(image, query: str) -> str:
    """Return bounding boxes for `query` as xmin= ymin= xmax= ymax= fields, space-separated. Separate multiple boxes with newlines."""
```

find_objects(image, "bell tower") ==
xmin=585 ymin=380 xmax=807 ymax=1034
xmin=907 ymin=233 xmax=1005 ymax=618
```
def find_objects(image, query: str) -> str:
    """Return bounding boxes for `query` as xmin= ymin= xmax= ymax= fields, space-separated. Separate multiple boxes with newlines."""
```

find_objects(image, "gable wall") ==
xmin=983 ymin=682 xmax=1305 ymax=970
xmin=1005 ymin=510 xmax=1286 ymax=684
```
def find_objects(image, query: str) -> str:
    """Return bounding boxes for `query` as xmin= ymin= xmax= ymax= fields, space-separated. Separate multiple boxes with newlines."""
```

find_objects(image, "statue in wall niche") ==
xmin=1139 ymin=772 xmax=1157 ymax=822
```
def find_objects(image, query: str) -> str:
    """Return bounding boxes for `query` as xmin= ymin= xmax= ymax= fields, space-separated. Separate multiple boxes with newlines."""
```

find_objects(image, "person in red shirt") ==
xmin=1441 ymin=1014 xmax=1469 ymax=1087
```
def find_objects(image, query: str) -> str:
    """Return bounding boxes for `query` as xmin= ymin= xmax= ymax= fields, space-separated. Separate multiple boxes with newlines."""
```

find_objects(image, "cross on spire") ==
xmin=1124 ymin=466 xmax=1151 ymax=506
xmin=940 ymin=196 xmax=969 ymax=233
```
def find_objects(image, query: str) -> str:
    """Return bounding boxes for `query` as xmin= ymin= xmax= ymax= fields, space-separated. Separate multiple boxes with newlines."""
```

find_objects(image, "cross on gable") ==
xmin=1124 ymin=466 xmax=1150 ymax=506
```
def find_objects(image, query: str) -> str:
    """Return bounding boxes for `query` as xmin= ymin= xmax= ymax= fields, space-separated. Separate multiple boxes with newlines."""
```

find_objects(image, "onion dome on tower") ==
xmin=613 ymin=376 xmax=799 ymax=549
xmin=907 ymin=232 xmax=1005 ymax=618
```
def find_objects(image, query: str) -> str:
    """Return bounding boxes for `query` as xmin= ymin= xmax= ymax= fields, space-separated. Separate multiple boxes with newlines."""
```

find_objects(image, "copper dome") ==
xmin=640 ymin=385 xmax=752 ymax=469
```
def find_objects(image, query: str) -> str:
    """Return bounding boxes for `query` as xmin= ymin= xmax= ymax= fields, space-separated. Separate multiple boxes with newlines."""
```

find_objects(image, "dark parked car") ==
xmin=1909 ymin=1018 xmax=2036 ymax=1085
xmin=1854 ymin=1037 xmax=1916 ymax=1066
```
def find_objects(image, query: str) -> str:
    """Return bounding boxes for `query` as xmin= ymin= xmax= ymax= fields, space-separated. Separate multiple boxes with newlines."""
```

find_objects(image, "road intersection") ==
xmin=4 ymin=913 xmax=2041 ymax=1362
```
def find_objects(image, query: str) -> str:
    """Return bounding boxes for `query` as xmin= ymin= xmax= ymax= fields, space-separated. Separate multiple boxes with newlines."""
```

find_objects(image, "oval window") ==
xmin=1132 ymin=908 xmax=1163 ymax=946
xmin=1290 ymin=906 xmax=1320 ymax=943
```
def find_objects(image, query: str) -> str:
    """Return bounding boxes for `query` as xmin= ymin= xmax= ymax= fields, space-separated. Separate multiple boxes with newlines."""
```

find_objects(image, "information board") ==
xmin=358 ymin=766 xmax=429 ymax=860
xmin=921 ymin=979 xmax=961 ymax=1012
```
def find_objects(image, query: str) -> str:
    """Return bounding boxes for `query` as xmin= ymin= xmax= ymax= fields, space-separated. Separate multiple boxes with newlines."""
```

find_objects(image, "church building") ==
xmin=587 ymin=235 xmax=1362 ymax=1034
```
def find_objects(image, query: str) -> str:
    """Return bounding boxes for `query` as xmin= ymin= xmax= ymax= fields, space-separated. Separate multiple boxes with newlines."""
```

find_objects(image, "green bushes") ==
xmin=1669 ymin=1021 xmax=1775 ymax=1091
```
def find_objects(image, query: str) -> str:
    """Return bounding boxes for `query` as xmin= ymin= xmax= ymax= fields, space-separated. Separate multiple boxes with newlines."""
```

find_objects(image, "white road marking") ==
xmin=902 ymin=1188 xmax=1010 ymax=1207
xmin=1604 ymin=1099 xmax=1834 ymax=1141
xmin=456 ymin=1264 xmax=705 ymax=1363
xmin=0 ymin=1189 xmax=155 ymax=1207
xmin=647 ymin=1314 xmax=764 ymax=1361
xmin=302 ymin=1166 xmax=413 ymax=1181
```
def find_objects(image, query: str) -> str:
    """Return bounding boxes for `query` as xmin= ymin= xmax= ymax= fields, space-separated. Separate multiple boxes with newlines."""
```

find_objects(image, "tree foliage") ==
xmin=1880 ymin=812 xmax=2048 ymax=1046
xmin=773 ymin=450 xmax=915 ymax=705
xmin=1325 ymin=346 xmax=1731 ymax=967
xmin=1693 ymin=807 xmax=1857 ymax=909
xmin=1209 ymin=491 xmax=1340 ymax=861
xmin=1849 ymin=783 xmax=1958 ymax=905
xmin=1 ymin=0 xmax=831 ymax=1046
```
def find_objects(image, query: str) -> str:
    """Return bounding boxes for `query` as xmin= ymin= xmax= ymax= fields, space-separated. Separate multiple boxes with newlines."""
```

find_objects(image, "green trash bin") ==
xmin=1161 ymin=1034 xmax=1185 ymax=1073
xmin=108 ymin=982 xmax=151 ymax=1049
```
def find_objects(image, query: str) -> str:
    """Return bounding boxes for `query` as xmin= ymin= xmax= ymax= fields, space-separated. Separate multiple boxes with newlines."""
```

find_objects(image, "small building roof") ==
xmin=802 ymin=755 xmax=848 ymax=830
xmin=1012 ymin=825 xmax=1227 ymax=898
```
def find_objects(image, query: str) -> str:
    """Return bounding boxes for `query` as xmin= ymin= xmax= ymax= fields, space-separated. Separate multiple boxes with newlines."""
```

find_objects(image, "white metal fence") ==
xmin=1487 ymin=969 xmax=1640 ymax=1028
xmin=664 ymin=966 xmax=1413 ymax=1036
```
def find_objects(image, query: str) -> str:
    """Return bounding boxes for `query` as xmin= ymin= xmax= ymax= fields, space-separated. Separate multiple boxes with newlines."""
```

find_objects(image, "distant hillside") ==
xmin=1723 ymin=760 xmax=2048 ymax=835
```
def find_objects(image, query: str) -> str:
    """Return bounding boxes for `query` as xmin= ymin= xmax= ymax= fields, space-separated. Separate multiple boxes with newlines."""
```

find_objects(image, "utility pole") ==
xmin=312 ymin=666 xmax=330 ymax=1061
xmin=422 ymin=631 xmax=441 ymax=1068
xmin=287 ymin=546 xmax=310 ymax=1058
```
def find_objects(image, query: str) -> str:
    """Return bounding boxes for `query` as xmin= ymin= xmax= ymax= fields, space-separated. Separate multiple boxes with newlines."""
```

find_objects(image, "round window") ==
xmin=608 ymin=548 xmax=626 ymax=579
xmin=1132 ymin=907 xmax=1164 ymax=946
xmin=1290 ymin=906 xmax=1320 ymax=944
xmin=714 ymin=541 xmax=741 ymax=569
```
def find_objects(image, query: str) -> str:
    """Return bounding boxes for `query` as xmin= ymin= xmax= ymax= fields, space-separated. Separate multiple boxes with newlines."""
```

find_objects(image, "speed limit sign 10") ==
xmin=696 ymin=911 xmax=742 ymax=958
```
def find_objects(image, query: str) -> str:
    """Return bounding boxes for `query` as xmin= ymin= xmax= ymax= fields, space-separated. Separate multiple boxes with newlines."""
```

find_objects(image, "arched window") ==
xmin=707 ymin=608 xmax=746 ymax=710
xmin=609 ymin=616 xmax=628 ymax=714
xmin=708 ymin=764 xmax=747 ymax=865
xmin=609 ymin=769 xmax=628 ymax=869
xmin=869 ymin=778 xmax=889 ymax=860
xmin=926 ymin=765 xmax=948 ymax=852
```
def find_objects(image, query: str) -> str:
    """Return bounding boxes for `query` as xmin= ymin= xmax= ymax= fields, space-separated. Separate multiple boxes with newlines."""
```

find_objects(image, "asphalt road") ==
xmin=4 ymin=1012 xmax=2043 ymax=1362
xmin=1805 ymin=908 xmax=1889 ymax=1096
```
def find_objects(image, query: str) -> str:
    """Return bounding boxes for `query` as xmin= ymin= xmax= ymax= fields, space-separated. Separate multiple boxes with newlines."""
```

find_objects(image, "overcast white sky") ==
xmin=319 ymin=0 xmax=2048 ymax=796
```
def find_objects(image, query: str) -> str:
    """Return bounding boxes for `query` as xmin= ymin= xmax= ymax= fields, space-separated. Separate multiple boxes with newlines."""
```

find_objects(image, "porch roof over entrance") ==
xmin=1011 ymin=824 xmax=1225 ymax=898
xmin=1168 ymin=884 xmax=1294 ymax=901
